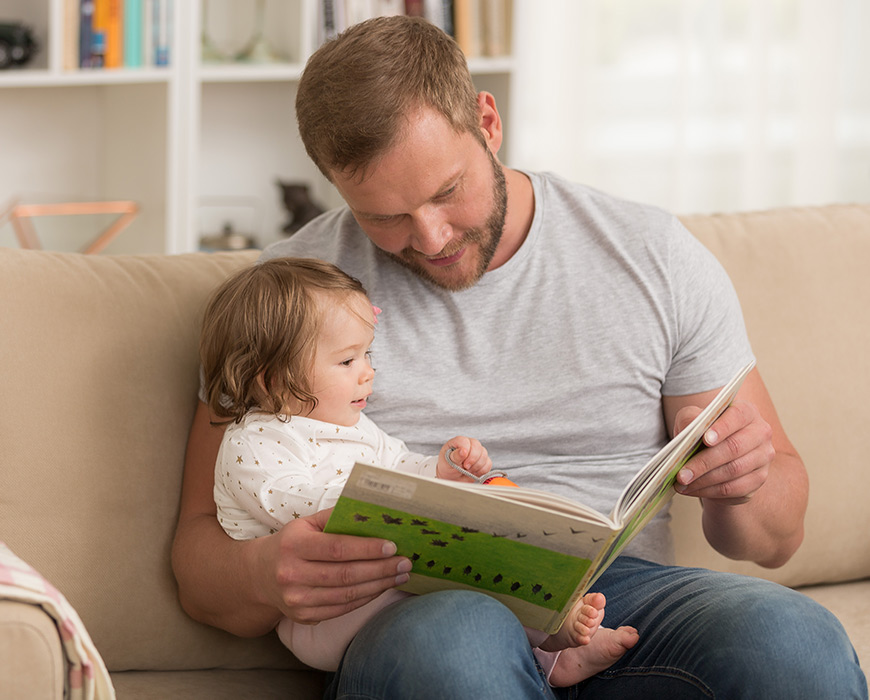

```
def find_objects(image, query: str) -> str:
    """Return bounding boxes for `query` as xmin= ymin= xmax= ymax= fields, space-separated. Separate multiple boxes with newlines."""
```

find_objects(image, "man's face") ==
xmin=330 ymin=108 xmax=507 ymax=292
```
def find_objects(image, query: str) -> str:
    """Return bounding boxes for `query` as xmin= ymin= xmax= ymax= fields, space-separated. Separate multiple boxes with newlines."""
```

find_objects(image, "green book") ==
xmin=325 ymin=361 xmax=755 ymax=634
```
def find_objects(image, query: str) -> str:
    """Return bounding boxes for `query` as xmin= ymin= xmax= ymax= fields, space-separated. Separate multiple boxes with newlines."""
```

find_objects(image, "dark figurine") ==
xmin=276 ymin=180 xmax=324 ymax=235
xmin=0 ymin=22 xmax=39 ymax=70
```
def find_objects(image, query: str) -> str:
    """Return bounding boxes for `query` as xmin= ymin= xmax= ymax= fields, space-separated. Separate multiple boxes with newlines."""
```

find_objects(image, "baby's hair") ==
xmin=200 ymin=257 xmax=370 ymax=424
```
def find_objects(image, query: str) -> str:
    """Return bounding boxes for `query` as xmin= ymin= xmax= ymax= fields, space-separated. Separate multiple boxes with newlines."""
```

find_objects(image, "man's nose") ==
xmin=410 ymin=206 xmax=452 ymax=255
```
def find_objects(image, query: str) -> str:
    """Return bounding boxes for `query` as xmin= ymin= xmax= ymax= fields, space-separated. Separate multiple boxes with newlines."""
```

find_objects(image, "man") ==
xmin=172 ymin=16 xmax=866 ymax=698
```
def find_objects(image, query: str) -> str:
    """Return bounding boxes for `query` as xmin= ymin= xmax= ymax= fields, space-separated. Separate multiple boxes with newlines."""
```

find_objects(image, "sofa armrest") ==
xmin=0 ymin=600 xmax=65 ymax=700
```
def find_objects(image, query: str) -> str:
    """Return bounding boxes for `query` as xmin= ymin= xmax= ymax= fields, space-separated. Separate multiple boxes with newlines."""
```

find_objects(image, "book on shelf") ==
xmin=105 ymin=0 xmax=123 ymax=68
xmin=325 ymin=361 xmax=755 ymax=634
xmin=69 ymin=0 xmax=172 ymax=70
xmin=318 ymin=1 xmax=510 ymax=59
xmin=123 ymin=0 xmax=143 ymax=68
xmin=453 ymin=0 xmax=511 ymax=58
xmin=77 ymin=1 xmax=95 ymax=68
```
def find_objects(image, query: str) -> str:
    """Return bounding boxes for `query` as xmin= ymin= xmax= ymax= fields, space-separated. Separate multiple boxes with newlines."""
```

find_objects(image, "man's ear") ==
xmin=477 ymin=91 xmax=504 ymax=156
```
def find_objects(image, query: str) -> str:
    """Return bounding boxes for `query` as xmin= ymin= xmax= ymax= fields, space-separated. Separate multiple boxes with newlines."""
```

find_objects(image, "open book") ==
xmin=325 ymin=361 xmax=755 ymax=634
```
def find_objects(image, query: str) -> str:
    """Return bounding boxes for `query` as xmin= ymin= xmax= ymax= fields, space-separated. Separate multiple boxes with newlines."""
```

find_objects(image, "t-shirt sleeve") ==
xmin=662 ymin=220 xmax=755 ymax=396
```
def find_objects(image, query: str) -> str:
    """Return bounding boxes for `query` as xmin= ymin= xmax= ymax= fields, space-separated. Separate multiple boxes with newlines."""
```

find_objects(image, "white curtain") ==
xmin=508 ymin=0 xmax=870 ymax=215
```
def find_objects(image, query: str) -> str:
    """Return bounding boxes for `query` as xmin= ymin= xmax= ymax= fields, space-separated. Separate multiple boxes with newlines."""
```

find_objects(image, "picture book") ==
xmin=324 ymin=361 xmax=755 ymax=634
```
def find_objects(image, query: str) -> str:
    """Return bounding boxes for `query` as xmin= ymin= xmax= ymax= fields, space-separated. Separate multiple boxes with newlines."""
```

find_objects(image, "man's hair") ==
xmin=296 ymin=15 xmax=482 ymax=180
xmin=200 ymin=257 xmax=369 ymax=424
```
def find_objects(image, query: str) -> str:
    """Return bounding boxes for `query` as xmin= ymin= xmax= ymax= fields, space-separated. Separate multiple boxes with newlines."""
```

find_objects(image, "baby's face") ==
xmin=305 ymin=294 xmax=376 ymax=427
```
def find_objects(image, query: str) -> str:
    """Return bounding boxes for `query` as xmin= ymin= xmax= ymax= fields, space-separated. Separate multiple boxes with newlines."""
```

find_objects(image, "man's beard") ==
xmin=387 ymin=149 xmax=508 ymax=292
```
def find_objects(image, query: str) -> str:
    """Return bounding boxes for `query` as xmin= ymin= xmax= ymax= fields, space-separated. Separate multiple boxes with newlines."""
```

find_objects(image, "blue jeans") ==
xmin=323 ymin=557 xmax=867 ymax=699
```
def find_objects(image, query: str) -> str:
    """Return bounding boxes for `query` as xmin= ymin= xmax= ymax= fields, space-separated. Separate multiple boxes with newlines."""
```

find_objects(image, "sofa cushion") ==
xmin=0 ymin=248 xmax=302 ymax=672
xmin=0 ymin=602 xmax=64 ymax=700
xmin=110 ymin=668 xmax=325 ymax=699
xmin=796 ymin=580 xmax=870 ymax=671
xmin=674 ymin=205 xmax=870 ymax=588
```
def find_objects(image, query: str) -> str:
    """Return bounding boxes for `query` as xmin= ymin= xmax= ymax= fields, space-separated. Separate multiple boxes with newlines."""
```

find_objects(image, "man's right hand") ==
xmin=256 ymin=508 xmax=412 ymax=625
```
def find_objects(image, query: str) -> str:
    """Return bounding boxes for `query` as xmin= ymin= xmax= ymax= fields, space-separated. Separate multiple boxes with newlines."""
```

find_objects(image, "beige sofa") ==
xmin=1 ymin=204 xmax=868 ymax=698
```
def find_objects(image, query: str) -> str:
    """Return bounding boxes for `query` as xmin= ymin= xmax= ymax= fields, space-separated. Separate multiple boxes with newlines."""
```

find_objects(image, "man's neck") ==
xmin=489 ymin=167 xmax=535 ymax=271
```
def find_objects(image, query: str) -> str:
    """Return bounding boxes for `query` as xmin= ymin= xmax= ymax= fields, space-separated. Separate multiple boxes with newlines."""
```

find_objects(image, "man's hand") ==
xmin=662 ymin=368 xmax=808 ymax=567
xmin=258 ymin=508 xmax=413 ymax=625
xmin=672 ymin=399 xmax=775 ymax=504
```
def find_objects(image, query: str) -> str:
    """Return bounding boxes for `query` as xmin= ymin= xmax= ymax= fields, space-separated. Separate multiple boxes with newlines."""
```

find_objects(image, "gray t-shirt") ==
xmin=259 ymin=171 xmax=755 ymax=563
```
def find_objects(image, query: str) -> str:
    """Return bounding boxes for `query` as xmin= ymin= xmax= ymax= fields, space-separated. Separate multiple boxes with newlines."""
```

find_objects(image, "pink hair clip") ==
xmin=372 ymin=305 xmax=382 ymax=324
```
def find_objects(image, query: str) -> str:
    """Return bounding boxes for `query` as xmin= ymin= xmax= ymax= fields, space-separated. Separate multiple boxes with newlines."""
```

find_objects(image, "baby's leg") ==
xmin=540 ymin=592 xmax=639 ymax=688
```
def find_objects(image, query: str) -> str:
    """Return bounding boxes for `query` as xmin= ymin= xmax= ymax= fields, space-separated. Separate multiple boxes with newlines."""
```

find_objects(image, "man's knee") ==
xmin=708 ymin=582 xmax=866 ymax=698
xmin=331 ymin=591 xmax=550 ymax=699
xmin=360 ymin=590 xmax=527 ymax=659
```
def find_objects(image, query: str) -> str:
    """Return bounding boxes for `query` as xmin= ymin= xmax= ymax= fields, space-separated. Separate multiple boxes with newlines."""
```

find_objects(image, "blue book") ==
xmin=79 ymin=0 xmax=95 ymax=68
xmin=124 ymin=0 xmax=143 ymax=67
xmin=154 ymin=0 xmax=171 ymax=66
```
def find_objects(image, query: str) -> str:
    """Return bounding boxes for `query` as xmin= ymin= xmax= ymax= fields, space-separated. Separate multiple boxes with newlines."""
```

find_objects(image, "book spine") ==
xmin=154 ymin=0 xmax=171 ymax=66
xmin=439 ymin=0 xmax=454 ymax=38
xmin=482 ymin=0 xmax=508 ymax=57
xmin=345 ymin=1 xmax=378 ymax=26
xmin=378 ymin=0 xmax=405 ymax=15
xmin=321 ymin=0 xmax=337 ymax=42
xmin=404 ymin=0 xmax=425 ymax=17
xmin=63 ymin=0 xmax=79 ymax=70
xmin=79 ymin=1 xmax=91 ymax=68
xmin=123 ymin=0 xmax=143 ymax=67
xmin=105 ymin=0 xmax=123 ymax=68
xmin=424 ymin=0 xmax=452 ymax=35
xmin=91 ymin=0 xmax=108 ymax=67
xmin=142 ymin=0 xmax=155 ymax=67
xmin=452 ymin=0 xmax=481 ymax=58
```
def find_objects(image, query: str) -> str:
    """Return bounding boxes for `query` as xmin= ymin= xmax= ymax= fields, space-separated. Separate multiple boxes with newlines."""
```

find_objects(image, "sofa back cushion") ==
xmin=674 ymin=204 xmax=870 ymax=587
xmin=0 ymin=248 xmax=301 ymax=672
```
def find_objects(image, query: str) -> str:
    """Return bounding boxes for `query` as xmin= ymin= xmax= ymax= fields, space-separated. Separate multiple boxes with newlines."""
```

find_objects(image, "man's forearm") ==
xmin=171 ymin=513 xmax=282 ymax=637
xmin=700 ymin=450 xmax=808 ymax=568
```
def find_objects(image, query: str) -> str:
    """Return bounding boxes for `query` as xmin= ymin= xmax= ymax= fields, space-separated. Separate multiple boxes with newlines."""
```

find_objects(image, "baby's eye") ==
xmin=340 ymin=358 xmax=354 ymax=367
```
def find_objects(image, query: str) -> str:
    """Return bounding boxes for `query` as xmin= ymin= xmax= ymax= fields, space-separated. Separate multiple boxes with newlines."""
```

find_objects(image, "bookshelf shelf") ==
xmin=197 ymin=62 xmax=305 ymax=83
xmin=0 ymin=0 xmax=515 ymax=255
xmin=0 ymin=68 xmax=172 ymax=87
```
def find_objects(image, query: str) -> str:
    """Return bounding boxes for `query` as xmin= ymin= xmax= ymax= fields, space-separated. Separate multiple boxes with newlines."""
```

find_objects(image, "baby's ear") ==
xmin=255 ymin=371 xmax=269 ymax=396
xmin=253 ymin=371 xmax=275 ymax=408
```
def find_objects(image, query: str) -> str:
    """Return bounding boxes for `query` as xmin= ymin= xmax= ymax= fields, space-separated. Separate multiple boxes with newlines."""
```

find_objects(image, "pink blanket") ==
xmin=0 ymin=542 xmax=114 ymax=699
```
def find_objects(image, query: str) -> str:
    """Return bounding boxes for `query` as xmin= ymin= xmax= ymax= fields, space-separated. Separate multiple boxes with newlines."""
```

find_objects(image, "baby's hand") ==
xmin=437 ymin=437 xmax=492 ymax=482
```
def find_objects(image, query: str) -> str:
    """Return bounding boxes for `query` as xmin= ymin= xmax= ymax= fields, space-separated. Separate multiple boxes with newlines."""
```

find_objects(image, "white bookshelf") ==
xmin=0 ymin=0 xmax=515 ymax=254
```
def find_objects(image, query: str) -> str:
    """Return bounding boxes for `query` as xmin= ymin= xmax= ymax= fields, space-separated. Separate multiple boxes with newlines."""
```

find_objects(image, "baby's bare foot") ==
xmin=539 ymin=592 xmax=607 ymax=653
xmin=548 ymin=625 xmax=639 ymax=687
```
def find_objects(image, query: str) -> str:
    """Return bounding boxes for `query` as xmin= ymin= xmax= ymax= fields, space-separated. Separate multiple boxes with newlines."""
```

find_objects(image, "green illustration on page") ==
xmin=327 ymin=497 xmax=592 ymax=612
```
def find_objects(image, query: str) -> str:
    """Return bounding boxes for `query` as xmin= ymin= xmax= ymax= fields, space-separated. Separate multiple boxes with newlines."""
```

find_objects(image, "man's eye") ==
xmin=366 ymin=212 xmax=401 ymax=225
xmin=372 ymin=216 xmax=404 ymax=228
xmin=435 ymin=185 xmax=457 ymax=200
